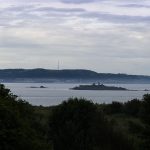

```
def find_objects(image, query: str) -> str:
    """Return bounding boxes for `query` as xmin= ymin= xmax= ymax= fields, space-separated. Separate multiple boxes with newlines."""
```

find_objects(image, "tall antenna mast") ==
xmin=58 ymin=60 xmax=60 ymax=70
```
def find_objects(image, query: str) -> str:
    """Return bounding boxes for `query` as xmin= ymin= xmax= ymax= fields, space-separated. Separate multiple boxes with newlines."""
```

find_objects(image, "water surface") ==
xmin=4 ymin=83 xmax=150 ymax=106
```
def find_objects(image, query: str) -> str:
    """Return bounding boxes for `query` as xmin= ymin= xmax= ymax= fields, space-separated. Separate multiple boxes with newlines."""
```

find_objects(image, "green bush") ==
xmin=49 ymin=98 xmax=136 ymax=150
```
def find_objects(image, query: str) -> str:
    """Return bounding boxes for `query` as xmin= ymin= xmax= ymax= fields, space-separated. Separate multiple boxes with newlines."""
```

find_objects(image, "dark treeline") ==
xmin=0 ymin=69 xmax=150 ymax=83
xmin=0 ymin=84 xmax=51 ymax=150
xmin=0 ymin=84 xmax=150 ymax=150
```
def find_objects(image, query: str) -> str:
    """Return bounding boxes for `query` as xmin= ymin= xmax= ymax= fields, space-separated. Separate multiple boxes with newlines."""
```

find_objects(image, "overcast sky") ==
xmin=0 ymin=0 xmax=150 ymax=75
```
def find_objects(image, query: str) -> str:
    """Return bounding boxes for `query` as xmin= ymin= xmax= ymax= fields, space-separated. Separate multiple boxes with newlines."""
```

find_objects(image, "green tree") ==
xmin=124 ymin=99 xmax=141 ymax=116
xmin=0 ymin=84 xmax=51 ymax=150
xmin=49 ymin=98 xmax=135 ymax=150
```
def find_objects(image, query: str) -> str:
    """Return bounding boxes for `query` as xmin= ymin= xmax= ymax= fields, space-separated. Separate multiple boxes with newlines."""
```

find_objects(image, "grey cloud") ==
xmin=1 ymin=3 xmax=150 ymax=29
xmin=60 ymin=0 xmax=97 ymax=4
xmin=2 ymin=5 xmax=85 ymax=14
xmin=2 ymin=5 xmax=35 ymax=12
xmin=2 ymin=2 xmax=150 ymax=27
xmin=32 ymin=5 xmax=150 ymax=25
xmin=0 ymin=40 xmax=44 ymax=49
xmin=0 ymin=33 xmax=45 ymax=49
xmin=5 ymin=6 xmax=26 ymax=11
xmin=0 ymin=5 xmax=86 ymax=28
xmin=80 ymin=12 xmax=150 ymax=24
xmin=119 ymin=4 xmax=150 ymax=8
xmin=35 ymin=7 xmax=85 ymax=13
xmin=32 ymin=7 xmax=86 ymax=19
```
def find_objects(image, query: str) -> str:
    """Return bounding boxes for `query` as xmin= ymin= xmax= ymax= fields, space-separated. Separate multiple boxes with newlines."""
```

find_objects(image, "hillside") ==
xmin=0 ymin=69 xmax=150 ymax=83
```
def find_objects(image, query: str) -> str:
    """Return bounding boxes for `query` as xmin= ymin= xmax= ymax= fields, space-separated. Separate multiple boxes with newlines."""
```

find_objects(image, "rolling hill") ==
xmin=0 ymin=68 xmax=150 ymax=83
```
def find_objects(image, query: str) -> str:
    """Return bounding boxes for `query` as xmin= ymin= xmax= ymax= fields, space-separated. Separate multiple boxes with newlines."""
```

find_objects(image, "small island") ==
xmin=29 ymin=86 xmax=47 ymax=89
xmin=71 ymin=83 xmax=128 ymax=91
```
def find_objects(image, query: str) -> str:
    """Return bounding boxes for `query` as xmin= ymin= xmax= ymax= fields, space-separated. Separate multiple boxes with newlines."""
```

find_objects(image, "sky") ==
xmin=0 ymin=0 xmax=150 ymax=75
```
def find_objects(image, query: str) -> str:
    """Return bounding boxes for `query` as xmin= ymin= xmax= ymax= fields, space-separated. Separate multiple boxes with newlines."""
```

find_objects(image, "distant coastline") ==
xmin=1 ymin=68 xmax=150 ymax=84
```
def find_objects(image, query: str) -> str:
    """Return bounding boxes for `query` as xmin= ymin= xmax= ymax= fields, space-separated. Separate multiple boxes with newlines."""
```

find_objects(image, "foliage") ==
xmin=124 ymin=99 xmax=141 ymax=116
xmin=0 ymin=84 xmax=51 ymax=150
xmin=49 ymin=98 xmax=136 ymax=150
xmin=101 ymin=94 xmax=150 ymax=150
xmin=141 ymin=94 xmax=150 ymax=124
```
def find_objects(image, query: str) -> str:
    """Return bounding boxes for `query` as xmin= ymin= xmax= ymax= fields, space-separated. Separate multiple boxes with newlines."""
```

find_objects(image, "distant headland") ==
xmin=0 ymin=68 xmax=150 ymax=83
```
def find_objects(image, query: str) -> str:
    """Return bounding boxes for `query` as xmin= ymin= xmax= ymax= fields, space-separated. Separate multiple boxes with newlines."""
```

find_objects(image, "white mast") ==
xmin=58 ymin=60 xmax=60 ymax=70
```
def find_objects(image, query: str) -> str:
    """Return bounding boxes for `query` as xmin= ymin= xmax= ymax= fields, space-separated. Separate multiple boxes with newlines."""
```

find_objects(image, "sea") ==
xmin=4 ymin=83 xmax=150 ymax=106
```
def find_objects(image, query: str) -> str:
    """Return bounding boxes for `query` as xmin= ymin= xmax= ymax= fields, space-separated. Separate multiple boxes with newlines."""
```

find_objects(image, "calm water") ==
xmin=4 ymin=83 xmax=150 ymax=106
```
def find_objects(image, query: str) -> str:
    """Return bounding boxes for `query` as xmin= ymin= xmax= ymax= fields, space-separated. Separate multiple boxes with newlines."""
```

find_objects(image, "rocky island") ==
xmin=71 ymin=83 xmax=128 ymax=91
xmin=29 ymin=86 xmax=47 ymax=88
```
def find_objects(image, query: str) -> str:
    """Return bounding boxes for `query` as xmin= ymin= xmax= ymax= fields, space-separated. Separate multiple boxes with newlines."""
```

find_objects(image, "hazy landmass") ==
xmin=1 ymin=68 xmax=150 ymax=83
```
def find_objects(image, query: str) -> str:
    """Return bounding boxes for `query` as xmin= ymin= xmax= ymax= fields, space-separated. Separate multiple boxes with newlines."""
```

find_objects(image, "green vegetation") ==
xmin=49 ymin=98 xmax=135 ymax=150
xmin=0 ymin=84 xmax=51 ymax=150
xmin=0 ymin=84 xmax=150 ymax=150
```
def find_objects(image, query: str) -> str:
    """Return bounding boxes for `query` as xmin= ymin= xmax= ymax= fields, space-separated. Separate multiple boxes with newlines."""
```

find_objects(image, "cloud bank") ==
xmin=0 ymin=0 xmax=150 ymax=75
xmin=60 ymin=0 xmax=97 ymax=3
